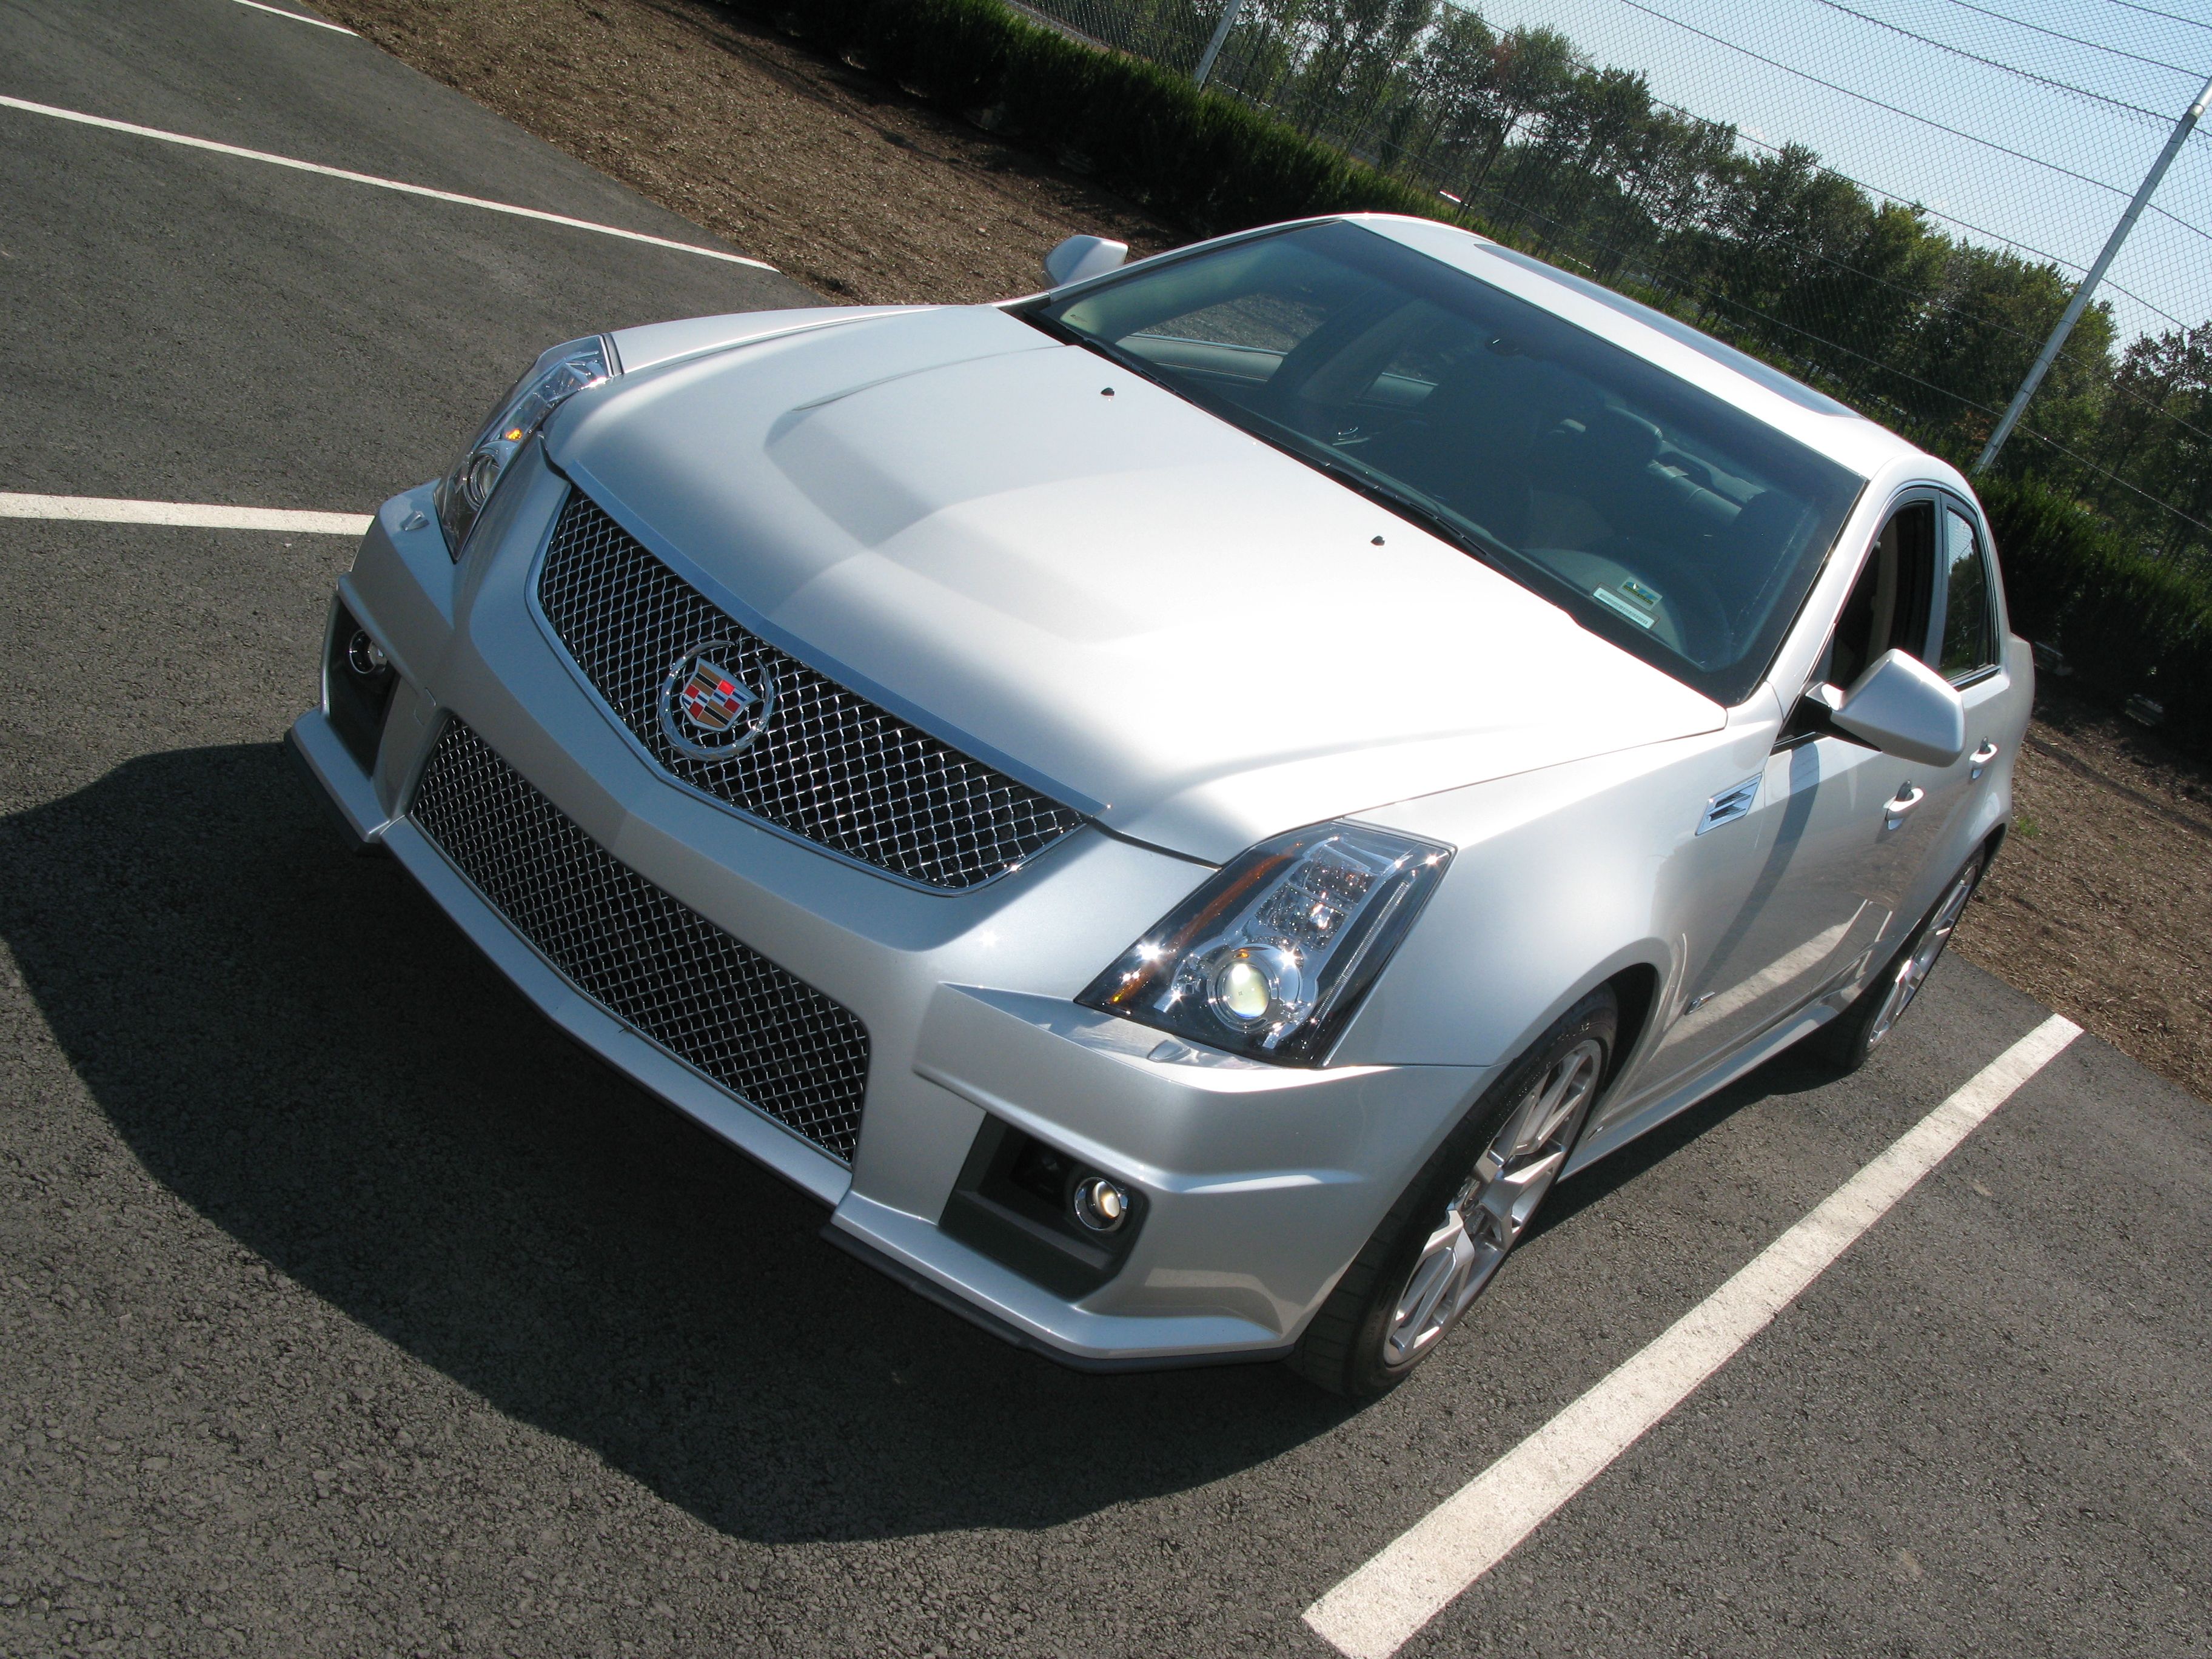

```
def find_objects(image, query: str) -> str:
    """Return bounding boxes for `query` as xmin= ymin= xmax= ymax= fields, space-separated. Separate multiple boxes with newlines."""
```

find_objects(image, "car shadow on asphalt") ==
xmin=0 ymin=745 xmax=1354 ymax=1545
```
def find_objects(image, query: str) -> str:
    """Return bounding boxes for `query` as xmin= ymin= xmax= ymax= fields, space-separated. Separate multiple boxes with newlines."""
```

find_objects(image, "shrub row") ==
xmin=1984 ymin=475 xmax=2212 ymax=761
xmin=739 ymin=0 xmax=1449 ymax=233
xmin=734 ymin=0 xmax=2211 ymax=762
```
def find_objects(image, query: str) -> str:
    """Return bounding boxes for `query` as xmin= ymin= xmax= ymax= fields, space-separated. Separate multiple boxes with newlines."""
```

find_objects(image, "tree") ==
xmin=1161 ymin=0 xmax=2202 ymax=560
xmin=1396 ymin=4 xmax=1496 ymax=182
xmin=2083 ymin=322 xmax=2212 ymax=564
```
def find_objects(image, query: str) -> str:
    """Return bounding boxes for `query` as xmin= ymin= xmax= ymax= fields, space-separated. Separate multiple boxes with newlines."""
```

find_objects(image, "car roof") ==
xmin=1344 ymin=215 xmax=1930 ymax=483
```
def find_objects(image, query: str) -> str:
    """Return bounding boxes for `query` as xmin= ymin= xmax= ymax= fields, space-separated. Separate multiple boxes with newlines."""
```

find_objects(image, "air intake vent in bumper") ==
xmin=409 ymin=719 xmax=871 ymax=1164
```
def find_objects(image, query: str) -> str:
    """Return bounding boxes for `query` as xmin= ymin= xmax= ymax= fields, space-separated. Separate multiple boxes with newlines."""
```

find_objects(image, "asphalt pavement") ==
xmin=2 ymin=2 xmax=2208 ymax=1656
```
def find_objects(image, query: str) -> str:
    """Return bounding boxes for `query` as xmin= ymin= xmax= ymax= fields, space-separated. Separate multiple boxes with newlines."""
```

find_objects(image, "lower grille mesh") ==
xmin=410 ymin=720 xmax=871 ymax=1162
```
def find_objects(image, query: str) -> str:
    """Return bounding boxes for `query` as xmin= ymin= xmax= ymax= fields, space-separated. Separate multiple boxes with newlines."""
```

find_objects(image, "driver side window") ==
xmin=1817 ymin=500 xmax=1937 ymax=691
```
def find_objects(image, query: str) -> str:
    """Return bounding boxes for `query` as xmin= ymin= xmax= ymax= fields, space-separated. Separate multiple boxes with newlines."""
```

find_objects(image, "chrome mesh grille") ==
xmin=537 ymin=492 xmax=1084 ymax=890
xmin=410 ymin=720 xmax=871 ymax=1163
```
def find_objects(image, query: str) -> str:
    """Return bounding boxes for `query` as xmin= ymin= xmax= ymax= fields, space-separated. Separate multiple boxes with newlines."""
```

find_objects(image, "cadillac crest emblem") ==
xmin=659 ymin=643 xmax=775 ymax=762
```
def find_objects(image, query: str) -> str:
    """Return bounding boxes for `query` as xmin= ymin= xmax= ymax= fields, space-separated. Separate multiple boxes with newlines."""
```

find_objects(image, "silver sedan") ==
xmin=288 ymin=214 xmax=2025 ymax=1396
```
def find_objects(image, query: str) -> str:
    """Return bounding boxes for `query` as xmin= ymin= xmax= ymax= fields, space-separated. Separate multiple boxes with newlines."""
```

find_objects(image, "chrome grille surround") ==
xmin=410 ymin=720 xmax=871 ymax=1164
xmin=535 ymin=492 xmax=1085 ymax=890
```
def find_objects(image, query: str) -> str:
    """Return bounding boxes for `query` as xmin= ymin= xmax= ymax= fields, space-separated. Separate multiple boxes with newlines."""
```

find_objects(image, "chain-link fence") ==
xmin=1002 ymin=0 xmax=2212 ymax=572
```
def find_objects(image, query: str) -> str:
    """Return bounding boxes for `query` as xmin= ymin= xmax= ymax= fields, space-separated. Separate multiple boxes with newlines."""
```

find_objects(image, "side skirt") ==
xmin=1561 ymin=994 xmax=1846 ymax=1179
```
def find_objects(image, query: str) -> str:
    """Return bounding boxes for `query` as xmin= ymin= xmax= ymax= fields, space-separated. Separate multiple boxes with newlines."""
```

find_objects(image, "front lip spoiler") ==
xmin=285 ymin=711 xmax=389 ymax=852
xmin=820 ymin=1225 xmax=1296 ymax=1374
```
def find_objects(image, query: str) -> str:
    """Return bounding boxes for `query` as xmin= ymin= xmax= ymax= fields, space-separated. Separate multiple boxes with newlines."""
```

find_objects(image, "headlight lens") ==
xmin=1078 ymin=822 xmax=1452 ymax=1064
xmin=432 ymin=335 xmax=614 ymax=558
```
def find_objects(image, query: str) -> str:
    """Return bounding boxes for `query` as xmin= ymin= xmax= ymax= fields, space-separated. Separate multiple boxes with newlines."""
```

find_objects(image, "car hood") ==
xmin=548 ymin=304 xmax=1724 ymax=863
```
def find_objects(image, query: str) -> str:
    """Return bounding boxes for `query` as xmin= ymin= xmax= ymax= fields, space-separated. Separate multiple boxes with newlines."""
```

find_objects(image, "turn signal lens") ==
xmin=433 ymin=335 xmax=614 ymax=559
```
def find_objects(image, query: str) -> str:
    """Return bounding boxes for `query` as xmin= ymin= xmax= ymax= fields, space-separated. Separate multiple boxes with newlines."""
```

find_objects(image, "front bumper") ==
xmin=290 ymin=468 xmax=1489 ymax=1366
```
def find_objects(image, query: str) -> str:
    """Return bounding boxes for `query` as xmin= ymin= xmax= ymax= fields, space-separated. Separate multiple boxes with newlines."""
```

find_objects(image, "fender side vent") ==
xmin=1697 ymin=774 xmax=1762 ymax=836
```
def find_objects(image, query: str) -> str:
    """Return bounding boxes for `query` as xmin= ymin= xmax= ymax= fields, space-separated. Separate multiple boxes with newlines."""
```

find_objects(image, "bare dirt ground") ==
xmin=1961 ymin=688 xmax=2212 ymax=1099
xmin=319 ymin=0 xmax=2212 ymax=1101
xmin=319 ymin=0 xmax=1180 ymax=304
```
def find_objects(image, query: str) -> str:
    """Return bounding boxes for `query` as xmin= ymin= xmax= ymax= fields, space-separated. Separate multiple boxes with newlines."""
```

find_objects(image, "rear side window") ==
xmin=1939 ymin=508 xmax=1996 ymax=682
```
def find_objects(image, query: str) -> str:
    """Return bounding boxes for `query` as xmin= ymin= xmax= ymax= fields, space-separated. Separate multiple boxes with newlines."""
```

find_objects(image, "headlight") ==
xmin=1078 ymin=822 xmax=1452 ymax=1064
xmin=432 ymin=335 xmax=614 ymax=558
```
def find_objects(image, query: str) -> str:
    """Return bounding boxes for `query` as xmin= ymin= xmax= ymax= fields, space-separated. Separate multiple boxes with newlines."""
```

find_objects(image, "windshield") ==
xmin=1028 ymin=221 xmax=1863 ymax=705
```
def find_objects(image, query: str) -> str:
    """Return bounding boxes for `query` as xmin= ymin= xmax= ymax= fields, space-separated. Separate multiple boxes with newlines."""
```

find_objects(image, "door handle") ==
xmin=1883 ymin=783 xmax=1926 ymax=829
xmin=1969 ymin=739 xmax=1999 ymax=780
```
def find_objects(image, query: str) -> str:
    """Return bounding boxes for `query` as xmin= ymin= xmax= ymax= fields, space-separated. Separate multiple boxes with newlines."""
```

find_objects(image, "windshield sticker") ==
xmin=1620 ymin=578 xmax=1663 ymax=609
xmin=1592 ymin=586 xmax=1657 ymax=628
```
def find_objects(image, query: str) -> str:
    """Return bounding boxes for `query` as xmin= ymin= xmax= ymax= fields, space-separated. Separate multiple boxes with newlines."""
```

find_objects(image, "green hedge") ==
xmin=739 ymin=0 xmax=2212 ymax=763
xmin=1983 ymin=475 xmax=2212 ymax=760
xmin=741 ymin=0 xmax=1448 ymax=232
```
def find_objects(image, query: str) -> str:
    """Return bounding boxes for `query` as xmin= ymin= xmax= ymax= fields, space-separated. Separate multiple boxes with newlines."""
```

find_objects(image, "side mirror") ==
xmin=1043 ymin=234 xmax=1128 ymax=288
xmin=1829 ymin=649 xmax=1968 ymax=766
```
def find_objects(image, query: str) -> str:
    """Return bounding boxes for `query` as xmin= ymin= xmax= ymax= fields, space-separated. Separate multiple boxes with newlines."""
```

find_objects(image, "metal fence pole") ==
xmin=1974 ymin=69 xmax=2212 ymax=475
xmin=1192 ymin=0 xmax=1245 ymax=89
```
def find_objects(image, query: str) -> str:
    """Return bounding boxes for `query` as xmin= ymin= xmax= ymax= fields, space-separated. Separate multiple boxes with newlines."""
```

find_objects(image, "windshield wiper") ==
xmin=1225 ymin=413 xmax=1518 ymax=574
xmin=1313 ymin=452 xmax=1511 ymax=569
xmin=1016 ymin=307 xmax=1178 ymax=395
xmin=1023 ymin=309 xmax=1513 ymax=572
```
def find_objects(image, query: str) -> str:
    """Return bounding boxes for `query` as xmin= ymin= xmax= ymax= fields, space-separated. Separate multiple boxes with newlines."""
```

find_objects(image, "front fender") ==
xmin=1331 ymin=699 xmax=1783 ymax=1071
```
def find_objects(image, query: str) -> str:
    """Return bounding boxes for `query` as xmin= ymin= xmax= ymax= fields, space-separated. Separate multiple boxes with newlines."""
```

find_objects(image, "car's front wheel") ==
xmin=1291 ymin=986 xmax=1617 ymax=1398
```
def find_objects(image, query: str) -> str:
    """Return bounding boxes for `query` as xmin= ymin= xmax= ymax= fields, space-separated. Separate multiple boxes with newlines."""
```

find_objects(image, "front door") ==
xmin=1636 ymin=495 xmax=1956 ymax=1093
xmin=1907 ymin=498 xmax=2014 ymax=863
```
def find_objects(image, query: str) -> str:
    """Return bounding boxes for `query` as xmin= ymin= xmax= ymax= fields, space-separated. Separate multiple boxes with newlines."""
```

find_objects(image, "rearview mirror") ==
xmin=1829 ymin=649 xmax=1968 ymax=766
xmin=1043 ymin=234 xmax=1128 ymax=288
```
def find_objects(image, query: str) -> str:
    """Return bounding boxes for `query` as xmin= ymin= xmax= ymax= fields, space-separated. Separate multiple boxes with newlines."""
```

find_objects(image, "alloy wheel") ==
xmin=1383 ymin=1036 xmax=1605 ymax=1366
xmin=1867 ymin=865 xmax=1977 ymax=1050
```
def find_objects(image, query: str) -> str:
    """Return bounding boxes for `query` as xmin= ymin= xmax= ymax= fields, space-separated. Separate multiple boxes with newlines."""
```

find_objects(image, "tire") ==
xmin=1808 ymin=848 xmax=1987 ymax=1076
xmin=1290 ymin=985 xmax=1618 ymax=1399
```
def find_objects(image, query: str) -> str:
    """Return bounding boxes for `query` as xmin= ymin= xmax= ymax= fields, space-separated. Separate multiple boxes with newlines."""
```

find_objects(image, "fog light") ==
xmin=346 ymin=630 xmax=389 ymax=677
xmin=1071 ymin=1175 xmax=1129 ymax=1233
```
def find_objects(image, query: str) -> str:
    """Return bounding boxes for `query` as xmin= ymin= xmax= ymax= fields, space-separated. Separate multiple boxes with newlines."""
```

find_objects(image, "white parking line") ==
xmin=231 ymin=0 xmax=357 ymax=33
xmin=0 ymin=95 xmax=779 ymax=272
xmin=1304 ymin=1012 xmax=2083 ymax=1659
xmin=0 ymin=494 xmax=372 ymax=535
